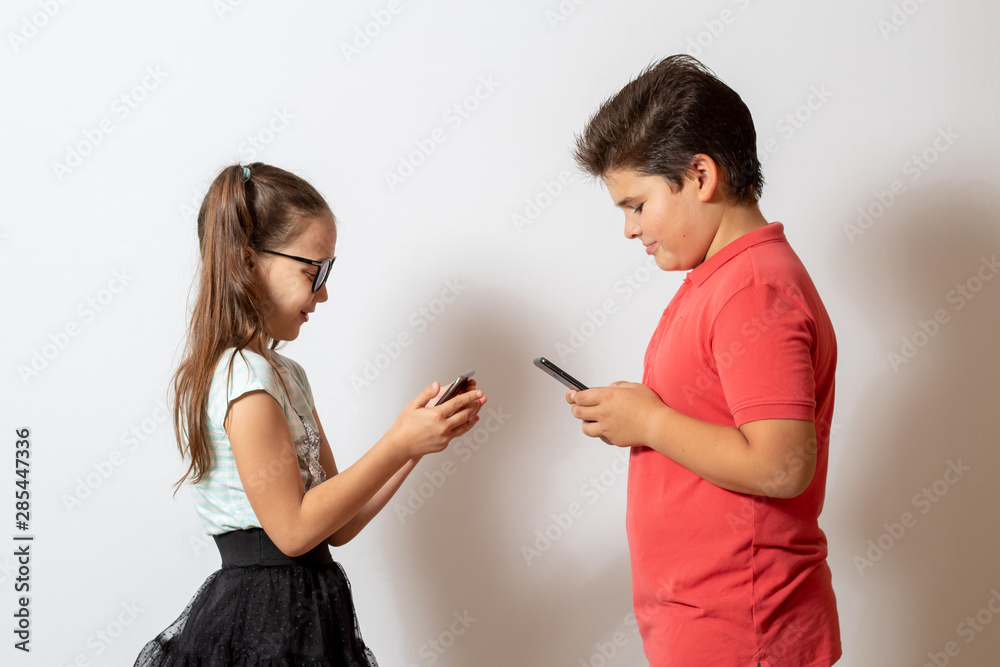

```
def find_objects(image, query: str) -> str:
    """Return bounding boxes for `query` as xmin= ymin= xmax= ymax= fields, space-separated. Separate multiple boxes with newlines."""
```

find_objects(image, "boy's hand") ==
xmin=566 ymin=382 xmax=665 ymax=447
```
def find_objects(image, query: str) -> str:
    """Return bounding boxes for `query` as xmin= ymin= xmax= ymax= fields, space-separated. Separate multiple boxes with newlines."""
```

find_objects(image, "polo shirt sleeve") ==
xmin=711 ymin=284 xmax=817 ymax=426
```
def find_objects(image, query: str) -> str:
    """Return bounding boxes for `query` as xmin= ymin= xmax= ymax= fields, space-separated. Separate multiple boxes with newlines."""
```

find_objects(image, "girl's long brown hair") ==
xmin=172 ymin=162 xmax=332 ymax=491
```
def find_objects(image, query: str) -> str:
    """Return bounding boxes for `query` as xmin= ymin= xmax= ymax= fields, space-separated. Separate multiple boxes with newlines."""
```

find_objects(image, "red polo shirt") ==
xmin=628 ymin=222 xmax=841 ymax=667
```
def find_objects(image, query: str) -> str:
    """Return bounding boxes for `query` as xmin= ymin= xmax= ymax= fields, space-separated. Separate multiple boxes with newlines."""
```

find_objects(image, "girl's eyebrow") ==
xmin=616 ymin=195 xmax=639 ymax=208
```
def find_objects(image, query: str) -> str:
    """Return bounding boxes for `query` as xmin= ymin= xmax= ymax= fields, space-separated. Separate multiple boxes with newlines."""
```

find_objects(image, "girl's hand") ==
xmin=424 ymin=378 xmax=486 ymax=408
xmin=423 ymin=378 xmax=481 ymax=409
xmin=387 ymin=381 xmax=486 ymax=459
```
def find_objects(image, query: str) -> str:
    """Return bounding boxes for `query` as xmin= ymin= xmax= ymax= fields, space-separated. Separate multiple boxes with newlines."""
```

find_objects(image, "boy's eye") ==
xmin=634 ymin=203 xmax=644 ymax=213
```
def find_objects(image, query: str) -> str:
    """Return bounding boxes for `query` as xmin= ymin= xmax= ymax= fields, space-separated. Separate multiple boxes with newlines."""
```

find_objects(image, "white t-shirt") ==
xmin=188 ymin=348 xmax=327 ymax=535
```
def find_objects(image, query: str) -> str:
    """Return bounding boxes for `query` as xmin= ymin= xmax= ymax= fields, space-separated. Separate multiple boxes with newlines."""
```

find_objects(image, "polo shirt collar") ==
xmin=687 ymin=221 xmax=786 ymax=286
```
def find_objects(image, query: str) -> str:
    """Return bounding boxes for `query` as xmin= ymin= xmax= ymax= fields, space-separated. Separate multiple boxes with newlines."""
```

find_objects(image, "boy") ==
xmin=567 ymin=55 xmax=841 ymax=666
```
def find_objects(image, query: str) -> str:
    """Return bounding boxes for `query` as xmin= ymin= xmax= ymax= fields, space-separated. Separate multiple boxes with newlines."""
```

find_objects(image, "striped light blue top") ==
xmin=188 ymin=348 xmax=327 ymax=535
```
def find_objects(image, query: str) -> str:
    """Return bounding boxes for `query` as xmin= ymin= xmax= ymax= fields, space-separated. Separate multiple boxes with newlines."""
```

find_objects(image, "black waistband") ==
xmin=213 ymin=528 xmax=334 ymax=568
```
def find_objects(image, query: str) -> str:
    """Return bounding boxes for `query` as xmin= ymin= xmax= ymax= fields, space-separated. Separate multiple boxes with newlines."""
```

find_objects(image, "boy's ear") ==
xmin=689 ymin=153 xmax=720 ymax=203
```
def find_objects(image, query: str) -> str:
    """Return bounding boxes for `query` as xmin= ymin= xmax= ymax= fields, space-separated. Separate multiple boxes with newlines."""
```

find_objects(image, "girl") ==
xmin=135 ymin=162 xmax=486 ymax=666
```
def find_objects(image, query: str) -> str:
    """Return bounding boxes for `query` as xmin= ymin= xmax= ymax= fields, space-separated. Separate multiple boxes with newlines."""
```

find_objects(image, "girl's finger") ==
xmin=442 ymin=389 xmax=484 ymax=411
xmin=444 ymin=401 xmax=482 ymax=428
xmin=408 ymin=382 xmax=441 ymax=410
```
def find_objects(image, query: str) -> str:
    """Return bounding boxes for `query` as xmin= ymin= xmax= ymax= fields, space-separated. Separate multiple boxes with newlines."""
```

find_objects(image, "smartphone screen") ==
xmin=533 ymin=357 xmax=588 ymax=391
xmin=435 ymin=369 xmax=475 ymax=406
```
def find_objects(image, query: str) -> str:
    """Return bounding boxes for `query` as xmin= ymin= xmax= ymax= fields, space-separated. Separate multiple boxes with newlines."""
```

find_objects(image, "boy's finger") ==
xmin=571 ymin=388 xmax=600 ymax=406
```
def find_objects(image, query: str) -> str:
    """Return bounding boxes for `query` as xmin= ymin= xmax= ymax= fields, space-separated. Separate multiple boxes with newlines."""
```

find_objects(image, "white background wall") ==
xmin=2 ymin=1 xmax=999 ymax=665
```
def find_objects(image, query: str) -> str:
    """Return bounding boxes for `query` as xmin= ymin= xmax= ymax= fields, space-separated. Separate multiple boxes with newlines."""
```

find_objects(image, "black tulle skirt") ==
xmin=134 ymin=528 xmax=377 ymax=666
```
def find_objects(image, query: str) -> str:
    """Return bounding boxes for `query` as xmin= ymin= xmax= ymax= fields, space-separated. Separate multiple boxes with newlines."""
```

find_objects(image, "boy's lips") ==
xmin=645 ymin=241 xmax=658 ymax=255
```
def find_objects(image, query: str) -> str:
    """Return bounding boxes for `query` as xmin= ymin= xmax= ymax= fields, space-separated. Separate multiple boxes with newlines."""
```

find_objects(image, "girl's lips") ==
xmin=645 ymin=242 xmax=658 ymax=255
xmin=301 ymin=312 xmax=309 ymax=322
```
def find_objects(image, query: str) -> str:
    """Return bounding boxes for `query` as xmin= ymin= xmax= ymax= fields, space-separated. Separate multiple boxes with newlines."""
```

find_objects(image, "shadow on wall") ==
xmin=383 ymin=285 xmax=644 ymax=667
xmin=836 ymin=181 xmax=1000 ymax=666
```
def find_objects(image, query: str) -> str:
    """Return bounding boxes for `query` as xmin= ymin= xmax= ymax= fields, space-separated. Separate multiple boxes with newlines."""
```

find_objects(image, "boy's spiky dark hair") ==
xmin=574 ymin=55 xmax=764 ymax=205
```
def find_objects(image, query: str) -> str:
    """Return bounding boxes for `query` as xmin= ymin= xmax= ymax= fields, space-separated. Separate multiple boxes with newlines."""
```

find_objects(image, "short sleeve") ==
xmin=222 ymin=350 xmax=285 ymax=408
xmin=712 ymin=285 xmax=816 ymax=426
xmin=280 ymin=356 xmax=315 ymax=411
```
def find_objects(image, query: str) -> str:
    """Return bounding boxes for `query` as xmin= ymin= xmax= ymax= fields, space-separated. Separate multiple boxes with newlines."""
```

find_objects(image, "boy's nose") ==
xmin=624 ymin=216 xmax=641 ymax=239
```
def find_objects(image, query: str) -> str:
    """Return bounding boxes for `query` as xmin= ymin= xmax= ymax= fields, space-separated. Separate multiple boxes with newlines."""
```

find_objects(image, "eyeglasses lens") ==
xmin=314 ymin=259 xmax=333 ymax=292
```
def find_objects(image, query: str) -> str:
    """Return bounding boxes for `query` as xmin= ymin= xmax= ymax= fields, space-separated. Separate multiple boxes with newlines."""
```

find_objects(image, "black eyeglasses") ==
xmin=251 ymin=246 xmax=335 ymax=293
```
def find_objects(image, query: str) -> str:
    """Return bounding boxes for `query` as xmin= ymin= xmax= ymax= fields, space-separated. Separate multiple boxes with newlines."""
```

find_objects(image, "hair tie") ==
xmin=242 ymin=166 xmax=251 ymax=183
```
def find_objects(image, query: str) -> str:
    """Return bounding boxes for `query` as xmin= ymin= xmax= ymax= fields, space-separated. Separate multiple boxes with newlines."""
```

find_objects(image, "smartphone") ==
xmin=435 ymin=369 xmax=475 ymax=406
xmin=533 ymin=357 xmax=588 ymax=391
